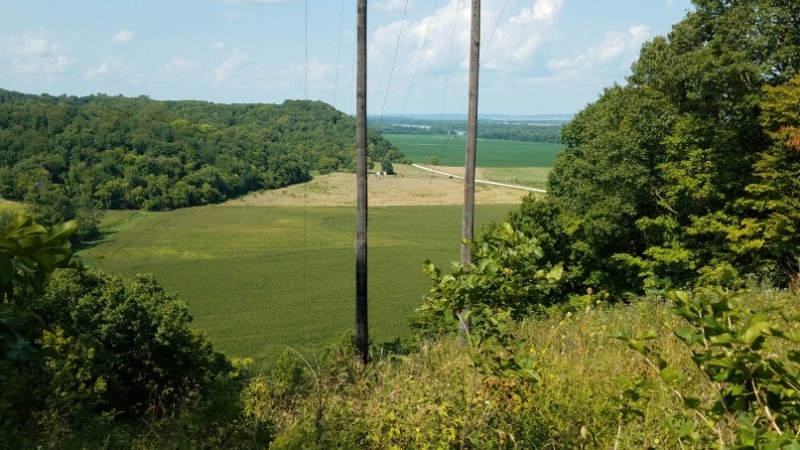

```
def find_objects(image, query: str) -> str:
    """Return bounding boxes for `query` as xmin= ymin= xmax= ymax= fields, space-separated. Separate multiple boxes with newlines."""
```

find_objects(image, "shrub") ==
xmin=34 ymin=268 xmax=231 ymax=418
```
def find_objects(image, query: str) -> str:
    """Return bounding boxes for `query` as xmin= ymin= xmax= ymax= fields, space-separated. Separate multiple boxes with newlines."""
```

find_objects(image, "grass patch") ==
xmin=479 ymin=167 xmax=551 ymax=189
xmin=79 ymin=203 xmax=515 ymax=370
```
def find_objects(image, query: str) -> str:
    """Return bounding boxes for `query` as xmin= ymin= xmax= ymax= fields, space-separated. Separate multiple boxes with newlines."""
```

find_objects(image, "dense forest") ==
xmin=3 ymin=0 xmax=800 ymax=448
xmin=498 ymin=0 xmax=800 ymax=299
xmin=371 ymin=116 xmax=564 ymax=143
xmin=0 ymin=91 xmax=405 ymax=239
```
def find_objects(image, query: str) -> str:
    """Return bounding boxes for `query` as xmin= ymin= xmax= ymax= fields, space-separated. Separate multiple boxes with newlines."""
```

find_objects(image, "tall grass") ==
xmin=262 ymin=286 xmax=800 ymax=448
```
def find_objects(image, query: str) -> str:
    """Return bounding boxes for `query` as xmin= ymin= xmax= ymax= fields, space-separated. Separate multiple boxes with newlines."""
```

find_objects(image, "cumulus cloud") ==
xmin=85 ymin=57 xmax=121 ymax=78
xmin=369 ymin=0 xmax=565 ymax=80
xmin=210 ymin=41 xmax=225 ymax=50
xmin=545 ymin=25 xmax=651 ymax=80
xmin=213 ymin=48 xmax=247 ymax=82
xmin=112 ymin=29 xmax=134 ymax=43
xmin=4 ymin=31 xmax=73 ymax=74
xmin=369 ymin=0 xmax=469 ymax=77
xmin=480 ymin=0 xmax=565 ymax=71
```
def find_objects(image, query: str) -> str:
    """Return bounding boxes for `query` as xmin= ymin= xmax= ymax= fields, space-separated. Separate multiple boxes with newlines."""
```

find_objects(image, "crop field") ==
xmin=384 ymin=134 xmax=564 ymax=168
xmin=83 ymin=201 xmax=515 ymax=370
xmin=77 ymin=159 xmax=553 ymax=370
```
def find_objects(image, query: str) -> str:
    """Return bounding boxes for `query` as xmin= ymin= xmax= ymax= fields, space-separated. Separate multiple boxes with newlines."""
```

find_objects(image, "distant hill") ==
xmin=0 ymin=88 xmax=404 ymax=213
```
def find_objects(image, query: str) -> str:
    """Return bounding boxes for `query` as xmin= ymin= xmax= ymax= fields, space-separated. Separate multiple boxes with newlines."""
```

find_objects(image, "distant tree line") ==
xmin=0 ymin=90 xmax=405 ymax=239
xmin=370 ymin=117 xmax=563 ymax=143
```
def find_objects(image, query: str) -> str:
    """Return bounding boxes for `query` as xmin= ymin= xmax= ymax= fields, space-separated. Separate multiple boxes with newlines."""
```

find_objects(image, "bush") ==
xmin=34 ymin=268 xmax=231 ymax=418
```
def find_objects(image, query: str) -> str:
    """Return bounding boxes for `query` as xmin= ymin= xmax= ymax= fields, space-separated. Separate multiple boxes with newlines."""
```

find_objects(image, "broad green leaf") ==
xmin=674 ymin=328 xmax=701 ymax=345
xmin=740 ymin=321 xmax=772 ymax=345
xmin=545 ymin=263 xmax=563 ymax=283
xmin=709 ymin=333 xmax=738 ymax=345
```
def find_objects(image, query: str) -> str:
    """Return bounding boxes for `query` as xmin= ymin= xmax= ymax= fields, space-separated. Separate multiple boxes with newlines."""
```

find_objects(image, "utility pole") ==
xmin=460 ymin=0 xmax=480 ymax=336
xmin=355 ymin=0 xmax=369 ymax=365
xmin=462 ymin=0 xmax=480 ymax=266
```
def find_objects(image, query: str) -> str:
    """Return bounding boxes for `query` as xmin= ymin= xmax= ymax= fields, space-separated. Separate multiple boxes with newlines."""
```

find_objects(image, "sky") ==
xmin=0 ymin=0 xmax=694 ymax=116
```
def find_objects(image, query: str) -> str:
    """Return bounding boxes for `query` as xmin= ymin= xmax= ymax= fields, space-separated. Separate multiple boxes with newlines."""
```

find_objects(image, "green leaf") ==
xmin=709 ymin=333 xmax=738 ymax=345
xmin=626 ymin=339 xmax=649 ymax=356
xmin=39 ymin=219 xmax=76 ymax=246
xmin=682 ymin=395 xmax=701 ymax=409
xmin=677 ymin=419 xmax=696 ymax=438
xmin=674 ymin=328 xmax=701 ymax=345
xmin=545 ymin=263 xmax=563 ymax=283
xmin=740 ymin=321 xmax=772 ymax=345
xmin=710 ymin=296 xmax=733 ymax=315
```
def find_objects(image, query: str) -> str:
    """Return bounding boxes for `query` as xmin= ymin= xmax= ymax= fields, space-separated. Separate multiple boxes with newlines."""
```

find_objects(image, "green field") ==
xmin=81 ymin=204 xmax=515 ymax=369
xmin=384 ymin=134 xmax=564 ymax=167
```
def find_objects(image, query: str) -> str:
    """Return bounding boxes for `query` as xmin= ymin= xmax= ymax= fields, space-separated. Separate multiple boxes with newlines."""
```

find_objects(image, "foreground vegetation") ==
xmin=4 ymin=215 xmax=798 ymax=448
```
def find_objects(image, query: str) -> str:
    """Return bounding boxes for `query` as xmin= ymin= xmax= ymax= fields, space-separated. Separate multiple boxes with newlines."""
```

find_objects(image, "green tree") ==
xmin=34 ymin=268 xmax=231 ymax=418
xmin=732 ymin=75 xmax=800 ymax=278
xmin=507 ymin=0 xmax=800 ymax=297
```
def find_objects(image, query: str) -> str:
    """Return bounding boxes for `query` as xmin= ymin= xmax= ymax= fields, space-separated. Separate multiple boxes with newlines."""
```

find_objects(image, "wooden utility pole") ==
xmin=458 ymin=0 xmax=480 ymax=338
xmin=462 ymin=0 xmax=480 ymax=266
xmin=355 ymin=0 xmax=369 ymax=365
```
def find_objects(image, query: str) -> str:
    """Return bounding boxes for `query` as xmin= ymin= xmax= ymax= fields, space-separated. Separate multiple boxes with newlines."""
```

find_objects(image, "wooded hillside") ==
xmin=0 ymin=90 xmax=404 ymax=237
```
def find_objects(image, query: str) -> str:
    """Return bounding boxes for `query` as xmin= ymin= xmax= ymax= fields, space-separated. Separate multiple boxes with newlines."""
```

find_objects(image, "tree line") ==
xmin=0 ymin=91 xmax=405 ymax=240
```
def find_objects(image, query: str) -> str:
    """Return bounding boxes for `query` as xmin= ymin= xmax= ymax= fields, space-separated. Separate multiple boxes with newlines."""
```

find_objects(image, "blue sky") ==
xmin=0 ymin=0 xmax=693 ymax=116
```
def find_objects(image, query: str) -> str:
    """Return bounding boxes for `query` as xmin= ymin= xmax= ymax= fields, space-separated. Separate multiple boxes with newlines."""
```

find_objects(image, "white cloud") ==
xmin=210 ymin=41 xmax=225 ymax=50
xmin=112 ymin=29 xmax=134 ymax=44
xmin=5 ymin=31 xmax=73 ymax=74
xmin=213 ymin=48 xmax=247 ymax=82
xmin=545 ymin=25 xmax=651 ymax=80
xmin=369 ymin=0 xmax=470 ymax=77
xmin=532 ymin=0 xmax=565 ymax=21
xmin=369 ymin=0 xmax=565 ymax=79
xmin=480 ymin=1 xmax=565 ymax=72
xmin=85 ymin=57 xmax=121 ymax=78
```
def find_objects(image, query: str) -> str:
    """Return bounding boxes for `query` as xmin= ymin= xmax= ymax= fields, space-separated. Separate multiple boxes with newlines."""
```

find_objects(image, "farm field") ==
xmin=81 ymin=168 xmax=525 ymax=370
xmin=383 ymin=134 xmax=564 ymax=168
